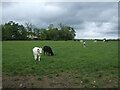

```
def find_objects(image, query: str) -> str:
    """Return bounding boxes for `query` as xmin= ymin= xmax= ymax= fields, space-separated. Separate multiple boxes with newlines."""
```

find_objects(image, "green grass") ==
xmin=2 ymin=40 xmax=118 ymax=76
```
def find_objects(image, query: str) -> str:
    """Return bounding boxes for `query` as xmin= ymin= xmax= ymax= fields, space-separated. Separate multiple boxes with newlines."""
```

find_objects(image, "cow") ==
xmin=83 ymin=41 xmax=86 ymax=47
xmin=32 ymin=47 xmax=42 ymax=61
xmin=80 ymin=40 xmax=83 ymax=43
xmin=94 ymin=39 xmax=97 ymax=42
xmin=43 ymin=46 xmax=54 ymax=56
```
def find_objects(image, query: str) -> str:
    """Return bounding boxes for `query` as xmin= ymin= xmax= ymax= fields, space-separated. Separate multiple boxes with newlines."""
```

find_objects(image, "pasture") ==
xmin=2 ymin=40 xmax=119 ymax=88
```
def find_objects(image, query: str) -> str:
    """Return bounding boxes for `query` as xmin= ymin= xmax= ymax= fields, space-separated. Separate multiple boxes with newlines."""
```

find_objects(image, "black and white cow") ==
xmin=83 ymin=41 xmax=86 ymax=47
xmin=43 ymin=46 xmax=54 ymax=56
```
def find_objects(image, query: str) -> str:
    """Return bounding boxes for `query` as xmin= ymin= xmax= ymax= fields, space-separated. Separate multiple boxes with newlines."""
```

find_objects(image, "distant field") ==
xmin=2 ymin=41 xmax=119 ymax=88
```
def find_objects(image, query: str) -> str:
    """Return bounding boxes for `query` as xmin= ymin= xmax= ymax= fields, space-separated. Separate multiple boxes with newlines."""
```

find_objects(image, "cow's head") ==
xmin=37 ymin=48 xmax=42 ymax=54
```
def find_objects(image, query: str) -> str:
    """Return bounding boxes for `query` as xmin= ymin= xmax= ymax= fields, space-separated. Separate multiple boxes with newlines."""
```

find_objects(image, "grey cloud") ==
xmin=2 ymin=2 xmax=118 ymax=39
xmin=2 ymin=2 xmax=18 ymax=8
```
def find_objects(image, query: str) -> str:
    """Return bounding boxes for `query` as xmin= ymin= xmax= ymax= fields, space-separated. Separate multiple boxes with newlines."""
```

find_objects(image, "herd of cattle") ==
xmin=32 ymin=39 xmax=109 ymax=61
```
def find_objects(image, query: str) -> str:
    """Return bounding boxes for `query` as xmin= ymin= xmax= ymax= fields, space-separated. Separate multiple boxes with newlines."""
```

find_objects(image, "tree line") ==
xmin=1 ymin=21 xmax=76 ymax=41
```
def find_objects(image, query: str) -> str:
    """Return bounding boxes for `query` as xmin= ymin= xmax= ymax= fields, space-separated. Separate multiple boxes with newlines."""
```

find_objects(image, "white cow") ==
xmin=32 ymin=47 xmax=42 ymax=61
xmin=103 ymin=38 xmax=106 ymax=42
xmin=80 ymin=40 xmax=83 ymax=43
xmin=94 ymin=40 xmax=97 ymax=42
xmin=103 ymin=39 xmax=106 ymax=42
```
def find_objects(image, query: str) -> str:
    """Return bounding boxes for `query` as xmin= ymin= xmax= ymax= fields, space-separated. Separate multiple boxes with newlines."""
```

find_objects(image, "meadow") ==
xmin=2 ymin=40 xmax=119 ymax=88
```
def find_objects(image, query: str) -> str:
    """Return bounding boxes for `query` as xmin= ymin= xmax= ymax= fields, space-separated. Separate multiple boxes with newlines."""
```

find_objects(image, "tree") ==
xmin=18 ymin=25 xmax=27 ymax=40
xmin=48 ymin=24 xmax=53 ymax=30
xmin=34 ymin=28 xmax=47 ymax=40
xmin=39 ymin=29 xmax=47 ymax=40
xmin=2 ymin=21 xmax=27 ymax=40
xmin=1 ymin=21 xmax=76 ymax=41
xmin=2 ymin=24 xmax=12 ymax=40
xmin=58 ymin=23 xmax=76 ymax=40
xmin=25 ymin=22 xmax=34 ymax=39
xmin=64 ymin=26 xmax=76 ymax=40
xmin=46 ymin=28 xmax=59 ymax=40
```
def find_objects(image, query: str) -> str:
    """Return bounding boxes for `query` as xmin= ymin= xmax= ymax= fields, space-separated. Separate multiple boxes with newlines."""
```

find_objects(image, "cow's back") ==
xmin=33 ymin=47 xmax=42 ymax=54
xmin=43 ymin=46 xmax=50 ymax=51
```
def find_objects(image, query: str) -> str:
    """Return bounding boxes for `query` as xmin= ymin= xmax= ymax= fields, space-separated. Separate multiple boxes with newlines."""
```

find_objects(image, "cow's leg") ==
xmin=38 ymin=56 xmax=40 ymax=61
xmin=48 ymin=52 xmax=50 ymax=56
xmin=44 ymin=51 xmax=45 ymax=55
xmin=84 ymin=45 xmax=86 ymax=48
xmin=34 ymin=55 xmax=37 ymax=60
xmin=47 ymin=52 xmax=48 ymax=55
xmin=44 ymin=50 xmax=46 ymax=55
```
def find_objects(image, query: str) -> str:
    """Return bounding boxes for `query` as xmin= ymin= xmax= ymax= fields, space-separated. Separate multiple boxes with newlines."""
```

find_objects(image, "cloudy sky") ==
xmin=1 ymin=1 xmax=118 ymax=39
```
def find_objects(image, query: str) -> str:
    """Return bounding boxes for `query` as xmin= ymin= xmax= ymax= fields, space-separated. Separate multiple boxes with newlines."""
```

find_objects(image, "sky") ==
xmin=1 ymin=1 xmax=118 ymax=39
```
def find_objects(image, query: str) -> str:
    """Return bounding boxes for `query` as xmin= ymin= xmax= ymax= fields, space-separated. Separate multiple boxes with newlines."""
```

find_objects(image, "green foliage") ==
xmin=2 ymin=21 xmax=76 ymax=40
xmin=2 ymin=21 xmax=27 ymax=40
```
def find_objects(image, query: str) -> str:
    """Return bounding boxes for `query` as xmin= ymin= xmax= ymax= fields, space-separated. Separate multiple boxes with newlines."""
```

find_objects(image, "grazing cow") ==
xmin=103 ymin=38 xmax=108 ymax=42
xmin=103 ymin=39 xmax=105 ymax=42
xmin=32 ymin=47 xmax=42 ymax=61
xmin=94 ymin=40 xmax=97 ymax=42
xmin=83 ymin=41 xmax=86 ymax=47
xmin=80 ymin=40 xmax=83 ymax=43
xmin=43 ymin=46 xmax=54 ymax=56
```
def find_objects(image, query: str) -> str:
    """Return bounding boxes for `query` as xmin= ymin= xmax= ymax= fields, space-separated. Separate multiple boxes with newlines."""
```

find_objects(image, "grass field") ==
xmin=2 ymin=40 xmax=119 ymax=88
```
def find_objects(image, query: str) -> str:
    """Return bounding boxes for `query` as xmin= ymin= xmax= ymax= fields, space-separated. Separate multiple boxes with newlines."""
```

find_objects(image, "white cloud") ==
xmin=1 ymin=0 xmax=119 ymax=2
xmin=2 ymin=2 xmax=118 ymax=39
xmin=75 ymin=21 xmax=118 ymax=39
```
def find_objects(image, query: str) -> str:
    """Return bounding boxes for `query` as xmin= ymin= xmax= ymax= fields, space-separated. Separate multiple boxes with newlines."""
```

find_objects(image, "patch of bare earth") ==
xmin=3 ymin=72 xmax=119 ymax=88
